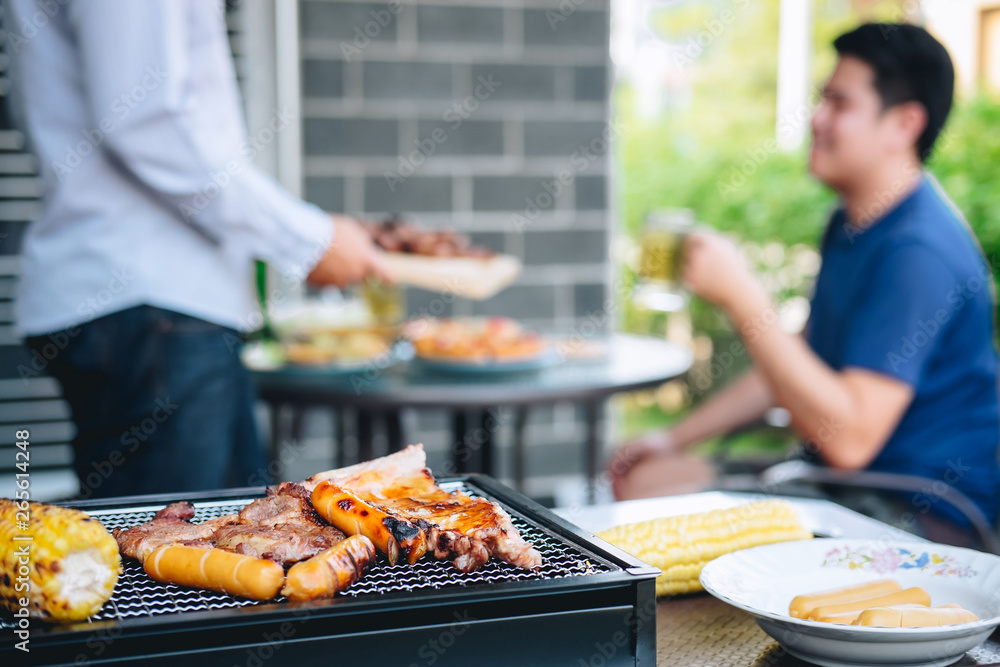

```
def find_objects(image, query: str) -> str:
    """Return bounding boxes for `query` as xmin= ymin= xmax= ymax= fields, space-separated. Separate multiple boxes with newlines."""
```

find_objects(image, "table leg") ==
xmin=268 ymin=403 xmax=285 ymax=466
xmin=290 ymin=406 xmax=306 ymax=446
xmin=584 ymin=401 xmax=604 ymax=504
xmin=386 ymin=410 xmax=403 ymax=452
xmin=451 ymin=411 xmax=469 ymax=474
xmin=513 ymin=407 xmax=528 ymax=492
xmin=357 ymin=409 xmax=374 ymax=462
xmin=478 ymin=409 xmax=494 ymax=478
xmin=334 ymin=407 xmax=346 ymax=468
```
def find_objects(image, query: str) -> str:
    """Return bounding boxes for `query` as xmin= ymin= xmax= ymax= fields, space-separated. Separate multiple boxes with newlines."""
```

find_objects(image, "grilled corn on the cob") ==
xmin=1 ymin=499 xmax=120 ymax=621
xmin=597 ymin=499 xmax=811 ymax=596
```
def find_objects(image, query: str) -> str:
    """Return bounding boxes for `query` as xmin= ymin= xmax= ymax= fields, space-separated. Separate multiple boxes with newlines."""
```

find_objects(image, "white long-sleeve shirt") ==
xmin=6 ymin=0 xmax=332 ymax=335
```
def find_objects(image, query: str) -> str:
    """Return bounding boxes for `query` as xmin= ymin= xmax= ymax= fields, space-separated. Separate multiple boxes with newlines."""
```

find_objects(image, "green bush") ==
xmin=612 ymin=0 xmax=1000 ymax=447
xmin=615 ymin=92 xmax=1000 ymax=442
xmin=929 ymin=96 xmax=1000 ymax=275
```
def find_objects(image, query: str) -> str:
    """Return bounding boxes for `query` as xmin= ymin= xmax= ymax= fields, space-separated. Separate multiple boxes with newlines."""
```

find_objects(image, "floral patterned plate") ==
xmin=700 ymin=538 xmax=1000 ymax=667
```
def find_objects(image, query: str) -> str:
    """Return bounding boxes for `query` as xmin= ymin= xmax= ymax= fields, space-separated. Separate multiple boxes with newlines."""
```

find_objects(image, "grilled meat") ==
xmin=304 ymin=445 xmax=542 ymax=572
xmin=237 ymin=482 xmax=322 ymax=527
xmin=212 ymin=524 xmax=344 ymax=564
xmin=112 ymin=502 xmax=237 ymax=563
xmin=213 ymin=483 xmax=345 ymax=564
xmin=114 ymin=484 xmax=345 ymax=567
xmin=366 ymin=216 xmax=495 ymax=258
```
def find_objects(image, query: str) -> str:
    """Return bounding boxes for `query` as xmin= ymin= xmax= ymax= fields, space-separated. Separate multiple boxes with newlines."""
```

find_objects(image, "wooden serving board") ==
xmin=382 ymin=253 xmax=521 ymax=300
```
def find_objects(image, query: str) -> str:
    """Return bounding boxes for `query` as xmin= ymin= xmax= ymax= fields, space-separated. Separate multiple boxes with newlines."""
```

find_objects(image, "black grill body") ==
xmin=2 ymin=475 xmax=658 ymax=666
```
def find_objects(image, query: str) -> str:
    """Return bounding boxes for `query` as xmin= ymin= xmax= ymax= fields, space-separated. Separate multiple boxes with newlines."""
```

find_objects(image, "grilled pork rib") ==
xmin=114 ymin=484 xmax=345 ymax=566
xmin=213 ymin=483 xmax=345 ymax=564
xmin=112 ymin=502 xmax=238 ymax=562
xmin=304 ymin=444 xmax=542 ymax=572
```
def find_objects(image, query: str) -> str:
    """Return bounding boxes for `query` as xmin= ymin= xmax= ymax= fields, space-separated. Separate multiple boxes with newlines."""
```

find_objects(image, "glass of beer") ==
xmin=362 ymin=278 xmax=404 ymax=328
xmin=633 ymin=209 xmax=693 ymax=312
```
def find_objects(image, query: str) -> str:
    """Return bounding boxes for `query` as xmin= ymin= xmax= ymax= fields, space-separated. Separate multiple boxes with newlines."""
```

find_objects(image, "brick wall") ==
xmin=295 ymin=0 xmax=614 ymax=499
xmin=298 ymin=0 xmax=612 ymax=331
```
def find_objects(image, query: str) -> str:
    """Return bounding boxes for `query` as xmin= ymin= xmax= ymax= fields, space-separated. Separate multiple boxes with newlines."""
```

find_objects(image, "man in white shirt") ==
xmin=5 ymin=0 xmax=388 ymax=497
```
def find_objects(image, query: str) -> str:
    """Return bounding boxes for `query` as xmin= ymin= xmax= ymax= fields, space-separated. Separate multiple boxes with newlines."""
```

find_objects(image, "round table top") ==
xmin=251 ymin=334 xmax=693 ymax=409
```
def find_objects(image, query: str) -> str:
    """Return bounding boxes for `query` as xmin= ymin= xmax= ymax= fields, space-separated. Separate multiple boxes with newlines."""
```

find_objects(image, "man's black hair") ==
xmin=833 ymin=23 xmax=954 ymax=162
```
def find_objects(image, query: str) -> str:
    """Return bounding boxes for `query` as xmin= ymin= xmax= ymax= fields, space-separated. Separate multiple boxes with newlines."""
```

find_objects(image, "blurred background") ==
xmin=1 ymin=0 xmax=997 ymax=506
xmin=615 ymin=0 xmax=1000 ymax=478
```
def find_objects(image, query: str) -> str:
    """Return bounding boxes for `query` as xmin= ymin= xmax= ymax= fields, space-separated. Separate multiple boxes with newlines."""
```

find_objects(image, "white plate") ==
xmin=700 ymin=538 xmax=1000 ymax=667
xmin=411 ymin=347 xmax=561 ymax=374
xmin=383 ymin=253 xmax=521 ymax=300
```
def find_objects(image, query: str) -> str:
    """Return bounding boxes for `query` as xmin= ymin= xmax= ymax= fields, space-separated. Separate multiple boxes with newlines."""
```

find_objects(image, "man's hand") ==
xmin=307 ymin=215 xmax=392 ymax=287
xmin=683 ymin=232 xmax=765 ymax=311
xmin=608 ymin=430 xmax=676 ymax=497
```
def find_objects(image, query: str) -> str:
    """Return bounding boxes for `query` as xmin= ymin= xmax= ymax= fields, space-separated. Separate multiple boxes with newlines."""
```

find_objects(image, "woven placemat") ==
xmin=657 ymin=595 xmax=1000 ymax=666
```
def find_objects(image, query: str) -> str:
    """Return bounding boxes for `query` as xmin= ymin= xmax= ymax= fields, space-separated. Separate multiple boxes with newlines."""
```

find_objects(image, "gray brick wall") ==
xmin=299 ymin=0 xmax=611 ymax=331
xmin=296 ymin=0 xmax=613 ymax=495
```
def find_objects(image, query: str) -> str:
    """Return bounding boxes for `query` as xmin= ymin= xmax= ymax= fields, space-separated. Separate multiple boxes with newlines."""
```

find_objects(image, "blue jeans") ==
xmin=27 ymin=306 xmax=266 ymax=498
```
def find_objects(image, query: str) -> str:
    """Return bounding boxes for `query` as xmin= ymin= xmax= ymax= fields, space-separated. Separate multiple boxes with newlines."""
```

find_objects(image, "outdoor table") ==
xmin=252 ymin=334 xmax=692 ymax=496
xmin=557 ymin=492 xmax=1000 ymax=666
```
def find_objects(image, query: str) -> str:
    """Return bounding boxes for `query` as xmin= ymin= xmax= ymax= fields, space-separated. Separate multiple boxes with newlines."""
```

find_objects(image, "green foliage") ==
xmin=614 ymin=0 xmax=1000 ymax=437
xmin=928 ymin=96 xmax=1000 ymax=273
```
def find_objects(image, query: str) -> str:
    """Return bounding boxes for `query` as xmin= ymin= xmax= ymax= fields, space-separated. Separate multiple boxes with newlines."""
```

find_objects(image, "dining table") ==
xmin=556 ymin=491 xmax=1000 ymax=666
xmin=252 ymin=333 xmax=692 ymax=499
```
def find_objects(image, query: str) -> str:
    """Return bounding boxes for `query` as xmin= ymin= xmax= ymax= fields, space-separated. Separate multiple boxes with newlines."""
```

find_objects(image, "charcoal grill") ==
xmin=2 ymin=475 xmax=658 ymax=666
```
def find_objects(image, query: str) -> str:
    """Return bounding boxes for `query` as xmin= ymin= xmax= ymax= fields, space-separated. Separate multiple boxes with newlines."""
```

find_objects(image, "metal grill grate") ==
xmin=2 ymin=483 xmax=615 ymax=628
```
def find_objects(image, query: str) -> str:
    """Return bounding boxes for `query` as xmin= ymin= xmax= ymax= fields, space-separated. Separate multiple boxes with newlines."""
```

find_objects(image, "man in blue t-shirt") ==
xmin=611 ymin=24 xmax=1000 ymax=536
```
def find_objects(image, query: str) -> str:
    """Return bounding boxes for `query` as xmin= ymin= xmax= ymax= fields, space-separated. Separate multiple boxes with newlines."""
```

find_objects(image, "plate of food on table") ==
xmin=241 ymin=297 xmax=403 ymax=374
xmin=593 ymin=498 xmax=1000 ymax=667
xmin=403 ymin=316 xmax=562 ymax=374
xmin=693 ymin=537 xmax=1000 ymax=667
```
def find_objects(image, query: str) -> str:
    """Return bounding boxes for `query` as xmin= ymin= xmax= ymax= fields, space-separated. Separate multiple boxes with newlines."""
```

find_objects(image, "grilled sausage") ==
xmin=809 ymin=587 xmax=931 ymax=620
xmin=854 ymin=604 xmax=979 ymax=627
xmin=144 ymin=545 xmax=284 ymax=601
xmin=789 ymin=579 xmax=902 ymax=619
xmin=281 ymin=535 xmax=376 ymax=600
xmin=311 ymin=482 xmax=426 ymax=565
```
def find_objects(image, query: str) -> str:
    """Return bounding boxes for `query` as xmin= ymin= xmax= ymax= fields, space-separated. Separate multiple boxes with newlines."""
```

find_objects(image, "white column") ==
xmin=243 ymin=0 xmax=278 ymax=176
xmin=274 ymin=0 xmax=305 ymax=197
xmin=775 ymin=0 xmax=812 ymax=151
